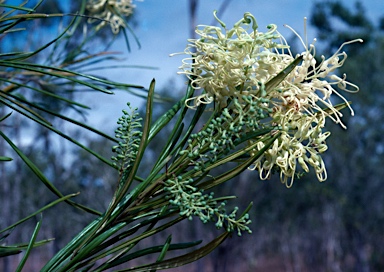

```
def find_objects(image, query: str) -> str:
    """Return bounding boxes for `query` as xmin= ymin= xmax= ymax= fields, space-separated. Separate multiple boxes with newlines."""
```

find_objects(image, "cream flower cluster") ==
xmin=86 ymin=0 xmax=136 ymax=34
xmin=175 ymin=12 xmax=361 ymax=186
xmin=173 ymin=12 xmax=290 ymax=108
xmin=249 ymin=109 xmax=330 ymax=187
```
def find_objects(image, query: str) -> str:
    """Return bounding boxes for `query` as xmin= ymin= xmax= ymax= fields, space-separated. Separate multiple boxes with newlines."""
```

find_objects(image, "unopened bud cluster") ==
xmin=164 ymin=176 xmax=252 ymax=236
xmin=112 ymin=103 xmax=142 ymax=176
xmin=179 ymin=93 xmax=272 ymax=169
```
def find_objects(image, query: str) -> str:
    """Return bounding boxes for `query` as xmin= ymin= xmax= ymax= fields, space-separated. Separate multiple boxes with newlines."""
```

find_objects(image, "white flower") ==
xmin=273 ymin=32 xmax=362 ymax=128
xmin=86 ymin=0 xmax=136 ymax=34
xmin=172 ymin=12 xmax=290 ymax=108
xmin=175 ymin=12 xmax=361 ymax=186
xmin=249 ymin=108 xmax=330 ymax=187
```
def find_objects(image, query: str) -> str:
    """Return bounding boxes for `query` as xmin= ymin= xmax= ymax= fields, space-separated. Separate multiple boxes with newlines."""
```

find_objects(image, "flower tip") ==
xmin=169 ymin=52 xmax=183 ymax=57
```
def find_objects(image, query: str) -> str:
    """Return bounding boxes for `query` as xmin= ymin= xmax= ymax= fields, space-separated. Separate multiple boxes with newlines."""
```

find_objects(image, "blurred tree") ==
xmin=310 ymin=1 xmax=384 ymax=271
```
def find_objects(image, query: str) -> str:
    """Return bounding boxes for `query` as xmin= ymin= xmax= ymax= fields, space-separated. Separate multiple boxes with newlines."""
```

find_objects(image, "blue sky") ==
xmin=84 ymin=0 xmax=383 ymax=132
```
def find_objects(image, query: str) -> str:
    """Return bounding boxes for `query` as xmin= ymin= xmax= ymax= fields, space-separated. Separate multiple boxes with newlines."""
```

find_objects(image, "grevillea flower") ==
xmin=174 ymin=12 xmax=361 ymax=187
xmin=86 ymin=0 xmax=136 ymax=34
xmin=172 ymin=11 xmax=290 ymax=108
xmin=249 ymin=109 xmax=330 ymax=187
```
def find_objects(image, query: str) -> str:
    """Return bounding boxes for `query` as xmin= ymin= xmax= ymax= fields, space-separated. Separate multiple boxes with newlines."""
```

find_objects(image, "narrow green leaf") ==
xmin=0 ymin=237 xmax=53 ymax=258
xmin=155 ymin=235 xmax=172 ymax=263
xmin=80 ymin=207 xmax=176 ymax=264
xmin=6 ymin=14 xmax=74 ymax=62
xmin=60 ymin=51 xmax=123 ymax=68
xmin=0 ymin=156 xmax=12 ymax=161
xmin=0 ymin=111 xmax=12 ymax=122
xmin=0 ymin=51 xmax=32 ymax=58
xmin=84 ymin=215 xmax=185 ymax=268
xmin=96 ymin=239 xmax=202 ymax=271
xmin=233 ymin=127 xmax=274 ymax=146
xmin=0 ymin=193 xmax=79 ymax=234
xmin=116 ymin=78 xmax=155 ymax=198
xmin=79 ymin=64 xmax=158 ymax=73
xmin=70 ymin=79 xmax=156 ymax=261
xmin=0 ymin=13 xmax=65 ymax=23
xmin=148 ymin=99 xmax=183 ymax=142
xmin=151 ymin=123 xmax=184 ymax=174
xmin=0 ymin=247 xmax=21 ymax=257
xmin=0 ymin=249 xmax=21 ymax=258
xmin=1 ymin=78 xmax=89 ymax=109
xmin=239 ymin=202 xmax=253 ymax=219
xmin=0 ymin=100 xmax=114 ymax=167
xmin=41 ymin=219 xmax=101 ymax=272
xmin=170 ymin=102 xmax=207 ymax=157
xmin=4 ymin=91 xmax=117 ymax=142
xmin=148 ymin=81 xmax=195 ymax=143
xmin=195 ymin=131 xmax=276 ymax=175
xmin=59 ymin=223 xmax=127 ymax=272
xmin=15 ymin=215 xmax=43 ymax=272
xmin=0 ymin=131 xmax=101 ymax=215
xmin=0 ymin=61 xmax=115 ymax=94
xmin=0 ymin=0 xmax=44 ymax=33
xmin=123 ymin=232 xmax=230 ymax=272
xmin=114 ymin=78 xmax=156 ymax=204
xmin=0 ymin=4 xmax=34 ymax=12
xmin=0 ymin=92 xmax=52 ymax=125
xmin=121 ymin=26 xmax=131 ymax=52
xmin=199 ymin=133 xmax=281 ymax=190
xmin=265 ymin=55 xmax=303 ymax=93
xmin=317 ymin=101 xmax=351 ymax=116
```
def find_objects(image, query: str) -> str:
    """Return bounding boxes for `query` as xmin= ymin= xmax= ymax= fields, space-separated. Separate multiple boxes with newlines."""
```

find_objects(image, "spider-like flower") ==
xmin=173 ymin=11 xmax=290 ymax=108
xmin=175 ymin=12 xmax=361 ymax=186
xmin=270 ymin=26 xmax=362 ymax=129
xmin=249 ymin=108 xmax=330 ymax=187
xmin=249 ymin=22 xmax=361 ymax=186
xmin=86 ymin=0 xmax=136 ymax=34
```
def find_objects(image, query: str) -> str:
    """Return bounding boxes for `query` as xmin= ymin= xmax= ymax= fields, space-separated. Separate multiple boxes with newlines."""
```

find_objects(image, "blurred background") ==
xmin=1 ymin=0 xmax=384 ymax=271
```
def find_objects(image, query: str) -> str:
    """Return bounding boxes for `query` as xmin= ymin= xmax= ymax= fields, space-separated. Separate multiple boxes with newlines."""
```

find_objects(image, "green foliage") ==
xmin=2 ymin=1 xmax=379 ymax=271
xmin=0 ymin=0 xmax=146 ymax=268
